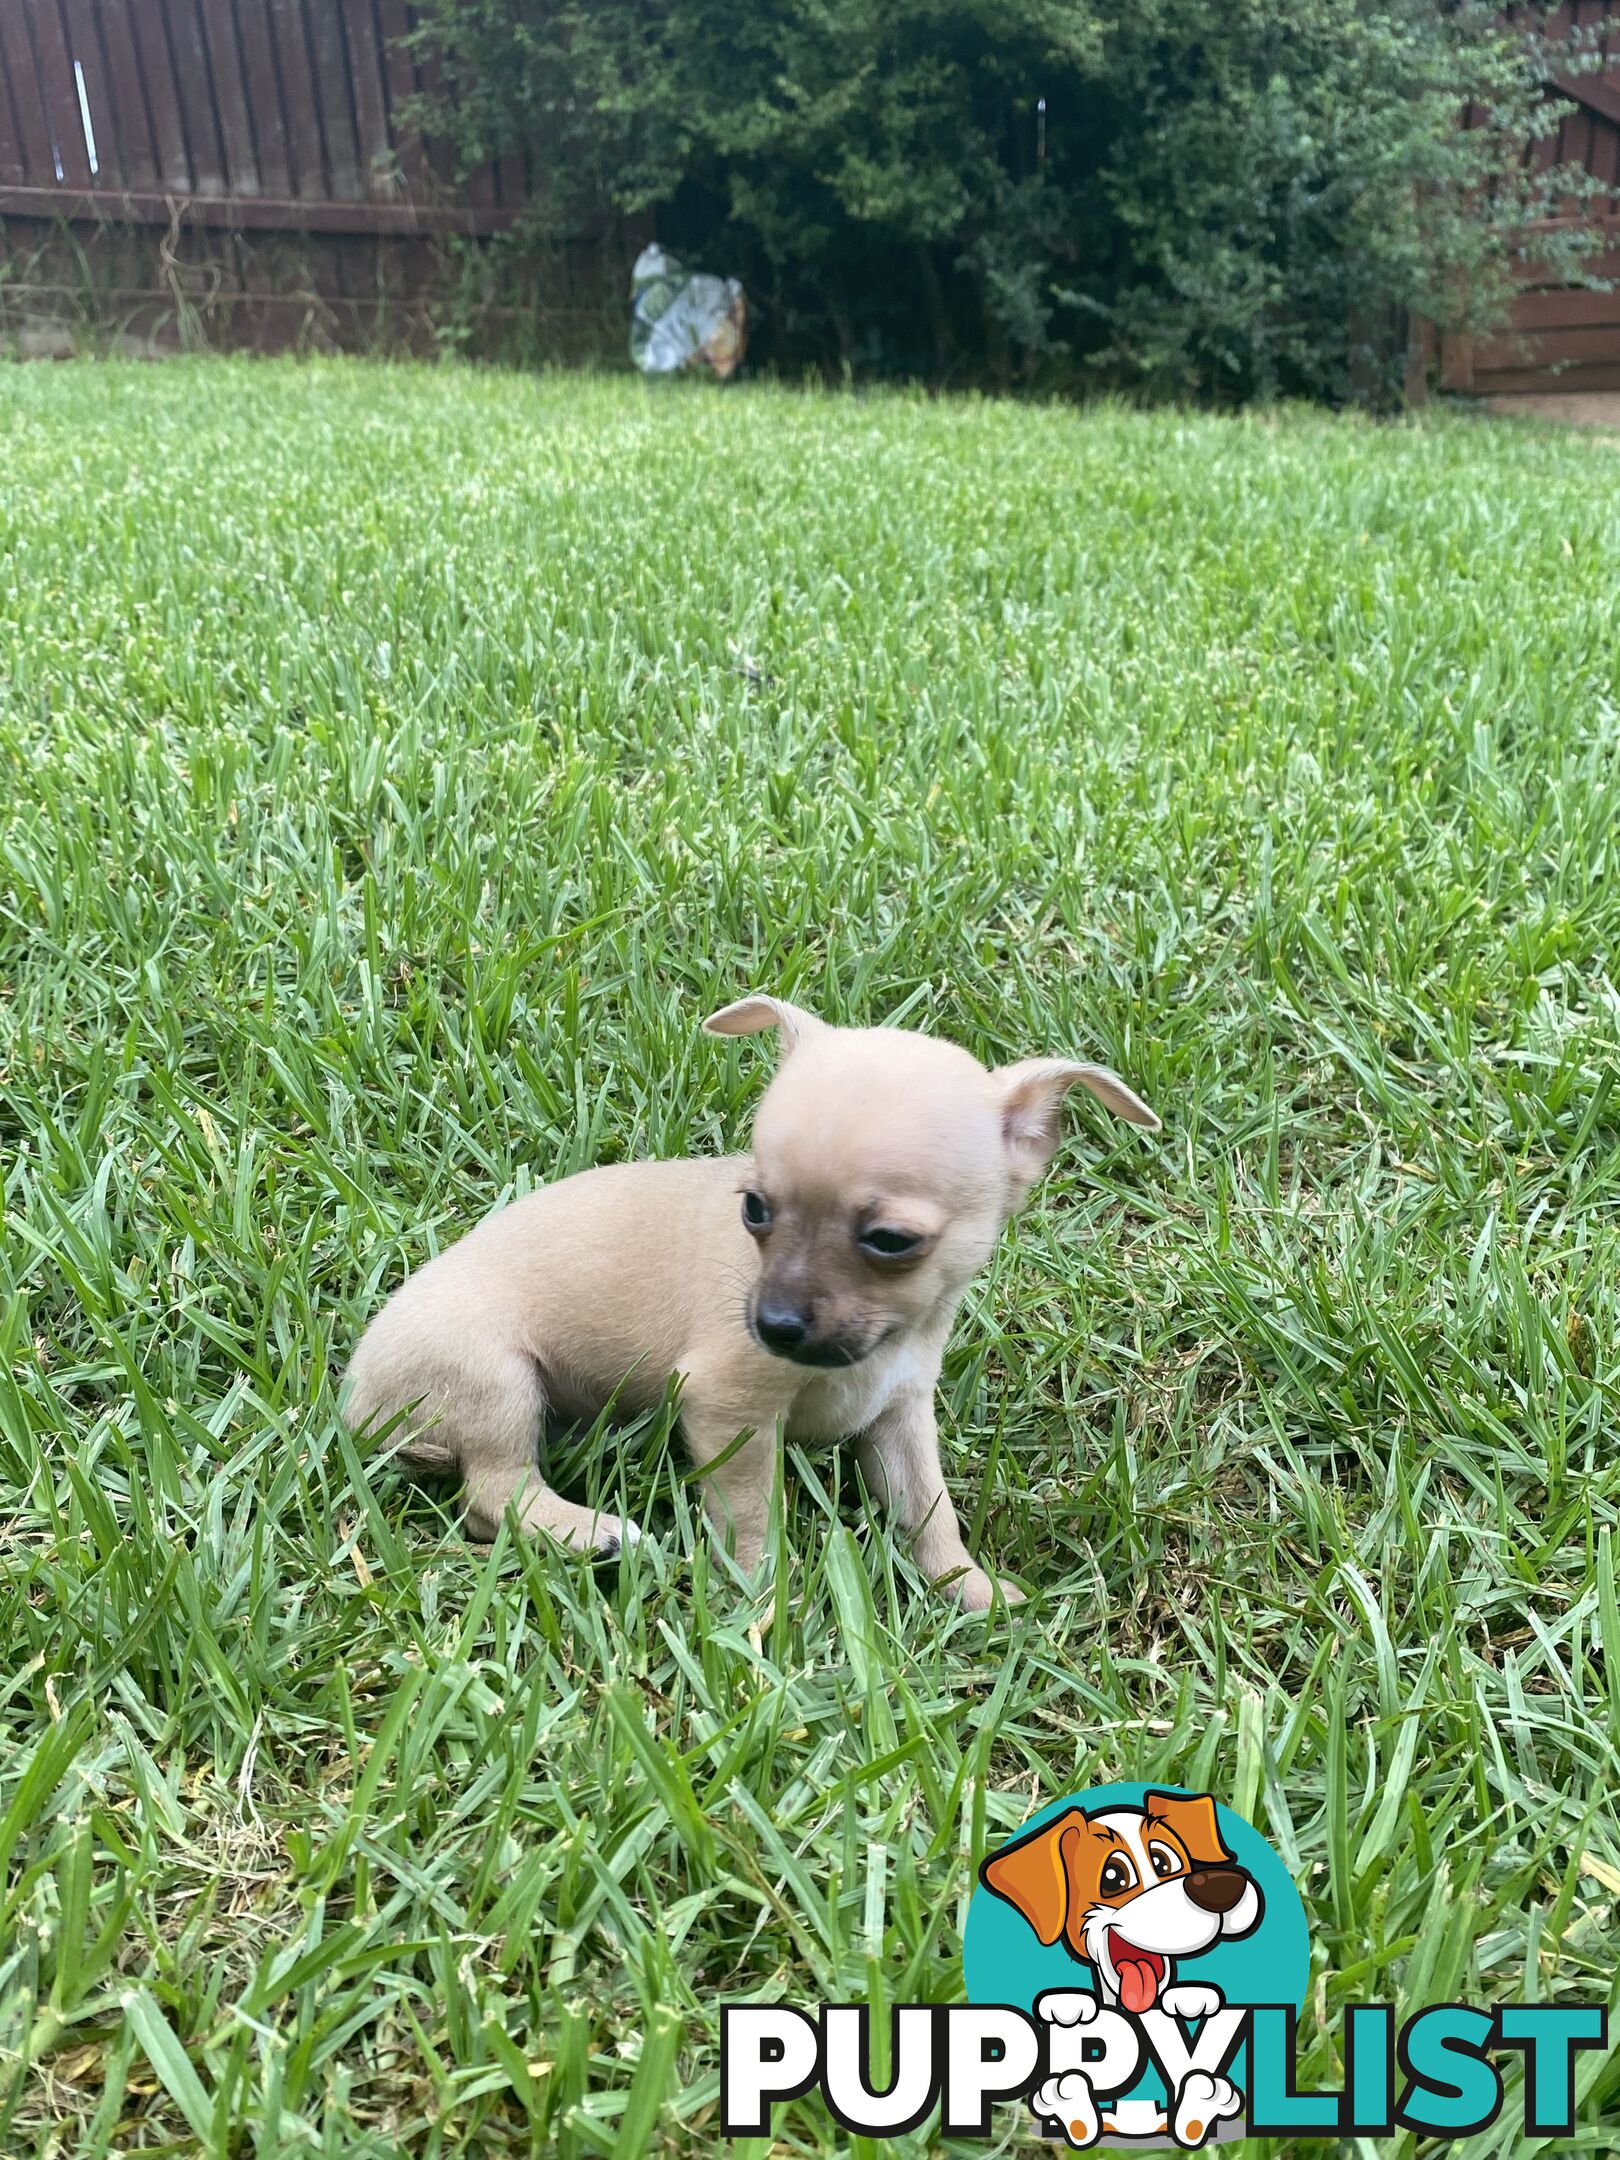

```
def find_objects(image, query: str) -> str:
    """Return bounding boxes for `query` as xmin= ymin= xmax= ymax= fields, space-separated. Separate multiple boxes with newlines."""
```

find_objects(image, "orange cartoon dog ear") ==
xmin=1143 ymin=1790 xmax=1232 ymax=1868
xmin=980 ymin=1809 xmax=1086 ymax=1946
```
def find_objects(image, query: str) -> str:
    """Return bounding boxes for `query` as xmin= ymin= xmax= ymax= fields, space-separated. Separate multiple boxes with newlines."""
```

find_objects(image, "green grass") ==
xmin=1 ymin=358 xmax=1618 ymax=2157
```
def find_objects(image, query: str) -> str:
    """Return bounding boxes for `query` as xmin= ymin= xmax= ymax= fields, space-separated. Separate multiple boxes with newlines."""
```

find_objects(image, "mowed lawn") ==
xmin=2 ymin=358 xmax=1618 ymax=2158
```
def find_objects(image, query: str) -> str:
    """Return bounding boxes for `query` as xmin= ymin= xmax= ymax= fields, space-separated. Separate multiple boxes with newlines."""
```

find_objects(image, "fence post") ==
xmin=1403 ymin=313 xmax=1435 ymax=407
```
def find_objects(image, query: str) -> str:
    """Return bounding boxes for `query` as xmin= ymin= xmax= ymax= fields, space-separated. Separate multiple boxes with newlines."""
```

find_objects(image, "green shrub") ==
xmin=412 ymin=0 xmax=1596 ymax=402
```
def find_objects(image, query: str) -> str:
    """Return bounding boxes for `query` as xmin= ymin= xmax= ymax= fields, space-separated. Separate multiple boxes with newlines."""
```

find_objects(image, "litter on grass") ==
xmin=630 ymin=245 xmax=748 ymax=380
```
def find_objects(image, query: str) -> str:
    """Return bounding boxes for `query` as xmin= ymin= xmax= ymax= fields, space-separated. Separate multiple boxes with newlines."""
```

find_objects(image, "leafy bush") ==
xmin=412 ymin=0 xmax=1595 ymax=402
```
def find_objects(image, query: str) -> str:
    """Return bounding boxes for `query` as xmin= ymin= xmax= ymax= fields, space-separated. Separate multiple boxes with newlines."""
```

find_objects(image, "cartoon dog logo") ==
xmin=980 ymin=1790 xmax=1263 ymax=2147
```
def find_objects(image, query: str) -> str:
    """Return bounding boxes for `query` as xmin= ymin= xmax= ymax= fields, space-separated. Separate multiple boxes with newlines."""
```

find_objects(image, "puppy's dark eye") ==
xmin=1148 ymin=1841 xmax=1181 ymax=1880
xmin=1100 ymin=1855 xmax=1137 ymax=1897
xmin=741 ymin=1190 xmax=772 ymax=1233
xmin=858 ymin=1227 xmax=922 ymax=1260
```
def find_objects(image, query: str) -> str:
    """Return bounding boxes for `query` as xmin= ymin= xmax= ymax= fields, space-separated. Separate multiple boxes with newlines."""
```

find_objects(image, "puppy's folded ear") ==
xmin=980 ymin=1809 xmax=1086 ymax=1946
xmin=996 ymin=1056 xmax=1161 ymax=1183
xmin=1143 ymin=1790 xmax=1232 ymax=1868
xmin=703 ymin=995 xmax=824 ymax=1052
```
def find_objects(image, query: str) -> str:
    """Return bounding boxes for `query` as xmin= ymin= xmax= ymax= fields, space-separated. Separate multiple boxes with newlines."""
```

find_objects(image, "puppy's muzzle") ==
xmin=1184 ymin=1866 xmax=1249 ymax=1915
xmin=754 ymin=1298 xmax=810 ymax=1354
xmin=750 ymin=1297 xmax=866 ymax=1369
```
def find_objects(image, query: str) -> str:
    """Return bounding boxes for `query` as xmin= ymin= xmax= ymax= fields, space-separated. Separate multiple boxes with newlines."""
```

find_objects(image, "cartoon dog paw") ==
xmin=1035 ymin=1990 xmax=1101 ymax=2027
xmin=1172 ymin=2069 xmax=1242 ymax=2148
xmin=1032 ymin=2071 xmax=1101 ymax=2149
xmin=1160 ymin=1982 xmax=1225 ymax=2022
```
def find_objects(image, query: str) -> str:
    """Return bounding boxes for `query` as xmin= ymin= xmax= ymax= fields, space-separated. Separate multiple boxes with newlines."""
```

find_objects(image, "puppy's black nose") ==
xmin=1185 ymin=1867 xmax=1247 ymax=1915
xmin=755 ymin=1301 xmax=810 ymax=1353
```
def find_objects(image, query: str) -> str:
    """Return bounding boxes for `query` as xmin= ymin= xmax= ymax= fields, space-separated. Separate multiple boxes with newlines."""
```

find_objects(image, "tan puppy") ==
xmin=343 ymin=995 xmax=1158 ymax=1609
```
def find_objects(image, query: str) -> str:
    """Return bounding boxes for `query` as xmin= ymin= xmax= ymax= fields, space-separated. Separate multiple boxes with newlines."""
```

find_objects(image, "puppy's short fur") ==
xmin=343 ymin=995 xmax=1158 ymax=1609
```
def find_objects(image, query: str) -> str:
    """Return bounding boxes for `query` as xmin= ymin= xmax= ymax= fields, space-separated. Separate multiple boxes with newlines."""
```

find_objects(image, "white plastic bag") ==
xmin=630 ymin=245 xmax=747 ymax=380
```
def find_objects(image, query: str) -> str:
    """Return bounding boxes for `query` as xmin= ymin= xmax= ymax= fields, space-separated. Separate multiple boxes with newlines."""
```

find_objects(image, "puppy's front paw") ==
xmin=1031 ymin=2072 xmax=1100 ymax=2149
xmin=949 ymin=1567 xmax=1026 ymax=1612
xmin=596 ymin=1515 xmax=647 ymax=1559
xmin=1160 ymin=1983 xmax=1224 ymax=2022
xmin=1035 ymin=1990 xmax=1100 ymax=2027
xmin=1172 ymin=2070 xmax=1241 ymax=2148
xmin=538 ymin=1509 xmax=647 ymax=1559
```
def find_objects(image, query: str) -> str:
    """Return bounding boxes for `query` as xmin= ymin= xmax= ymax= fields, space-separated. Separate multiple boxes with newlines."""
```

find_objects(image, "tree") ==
xmin=412 ymin=0 xmax=1596 ymax=401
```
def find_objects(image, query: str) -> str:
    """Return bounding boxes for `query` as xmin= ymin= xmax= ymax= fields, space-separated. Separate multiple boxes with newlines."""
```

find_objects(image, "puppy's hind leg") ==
xmin=345 ymin=1330 xmax=639 ymax=1556
xmin=460 ymin=1352 xmax=644 ymax=1554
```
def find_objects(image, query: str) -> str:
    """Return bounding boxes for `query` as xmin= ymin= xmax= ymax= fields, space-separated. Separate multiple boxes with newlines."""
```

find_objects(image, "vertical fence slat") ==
xmin=165 ymin=0 xmax=227 ymax=192
xmin=0 ymin=6 xmax=59 ymax=183
xmin=0 ymin=16 xmax=34 ymax=182
xmin=407 ymin=10 xmax=457 ymax=190
xmin=127 ymin=0 xmax=193 ymax=191
xmin=197 ymin=0 xmax=258 ymax=192
xmin=495 ymin=150 xmax=524 ymax=210
xmin=29 ymin=0 xmax=96 ymax=185
xmin=0 ymin=0 xmax=577 ymax=243
xmin=228 ymin=0 xmax=290 ymax=196
xmin=1607 ymin=16 xmax=1620 ymax=218
xmin=304 ymin=0 xmax=362 ymax=200
xmin=55 ymin=0 xmax=111 ymax=183
xmin=266 ymin=0 xmax=324 ymax=198
xmin=376 ymin=0 xmax=425 ymax=190
xmin=343 ymin=0 xmax=391 ymax=196
xmin=0 ymin=88 xmax=24 ymax=189
xmin=1570 ymin=1 xmax=1605 ymax=211
xmin=82 ymin=0 xmax=160 ymax=188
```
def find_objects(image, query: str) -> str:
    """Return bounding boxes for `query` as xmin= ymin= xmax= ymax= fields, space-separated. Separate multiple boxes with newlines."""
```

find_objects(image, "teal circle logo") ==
xmin=964 ymin=1785 xmax=1309 ymax=2146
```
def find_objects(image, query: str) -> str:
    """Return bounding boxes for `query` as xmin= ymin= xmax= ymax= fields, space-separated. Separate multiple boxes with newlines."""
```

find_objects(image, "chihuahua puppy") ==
xmin=343 ymin=996 xmax=1158 ymax=1609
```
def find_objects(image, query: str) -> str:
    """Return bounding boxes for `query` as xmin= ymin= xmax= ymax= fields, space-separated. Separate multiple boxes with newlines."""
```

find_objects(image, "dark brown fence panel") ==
xmin=345 ymin=4 xmax=394 ymax=199
xmin=0 ymin=54 xmax=22 ymax=186
xmin=31 ymin=0 xmax=96 ymax=188
xmin=1 ymin=7 xmax=61 ymax=185
xmin=231 ymin=0 xmax=291 ymax=198
xmin=129 ymin=2 xmax=197 ymax=192
xmin=75 ymin=0 xmax=158 ymax=190
xmin=196 ymin=0 xmax=261 ymax=195
xmin=373 ymin=0 xmax=425 ymax=192
xmin=0 ymin=0 xmax=541 ymax=228
xmin=264 ymin=0 xmax=323 ymax=201
xmin=407 ymin=16 xmax=460 ymax=191
xmin=166 ymin=0 xmax=229 ymax=194
xmin=0 ymin=0 xmax=637 ymax=359
xmin=0 ymin=11 xmax=47 ymax=185
xmin=1 ymin=201 xmax=636 ymax=356
xmin=304 ymin=2 xmax=363 ymax=202
xmin=1438 ymin=2 xmax=1620 ymax=396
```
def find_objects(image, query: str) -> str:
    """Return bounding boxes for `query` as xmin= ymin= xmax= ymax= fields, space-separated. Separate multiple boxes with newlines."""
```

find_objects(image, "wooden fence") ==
xmin=5 ymin=2 xmax=1619 ymax=382
xmin=1438 ymin=1 xmax=1620 ymax=397
xmin=0 ymin=0 xmax=631 ymax=355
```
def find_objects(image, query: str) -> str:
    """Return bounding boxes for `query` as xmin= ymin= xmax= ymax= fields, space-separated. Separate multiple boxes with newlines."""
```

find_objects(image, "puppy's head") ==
xmin=981 ymin=1792 xmax=1262 ymax=2010
xmin=704 ymin=993 xmax=1158 ymax=1369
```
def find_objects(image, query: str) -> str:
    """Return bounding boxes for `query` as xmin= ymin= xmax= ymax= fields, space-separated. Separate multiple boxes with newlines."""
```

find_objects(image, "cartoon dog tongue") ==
xmin=1115 ymin=1947 xmax=1161 ymax=2013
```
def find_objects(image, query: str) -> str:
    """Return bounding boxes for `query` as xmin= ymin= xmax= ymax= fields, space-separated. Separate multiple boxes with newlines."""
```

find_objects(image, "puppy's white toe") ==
xmin=1160 ymin=1983 xmax=1224 ymax=2022
xmin=1036 ymin=1990 xmax=1101 ymax=2027
xmin=950 ymin=1567 xmax=1025 ymax=1612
